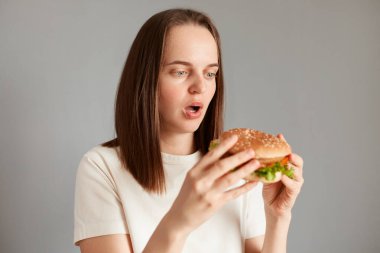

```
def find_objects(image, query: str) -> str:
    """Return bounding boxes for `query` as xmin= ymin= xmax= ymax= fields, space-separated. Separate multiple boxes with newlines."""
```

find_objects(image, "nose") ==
xmin=188 ymin=72 xmax=206 ymax=94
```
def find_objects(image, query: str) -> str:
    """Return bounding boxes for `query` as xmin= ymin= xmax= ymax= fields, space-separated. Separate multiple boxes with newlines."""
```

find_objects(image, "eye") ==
xmin=206 ymin=72 xmax=217 ymax=79
xmin=175 ymin=70 xmax=188 ymax=77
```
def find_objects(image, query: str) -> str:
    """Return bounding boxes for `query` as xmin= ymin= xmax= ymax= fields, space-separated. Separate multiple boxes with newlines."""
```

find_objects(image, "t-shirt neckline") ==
xmin=161 ymin=150 xmax=202 ymax=165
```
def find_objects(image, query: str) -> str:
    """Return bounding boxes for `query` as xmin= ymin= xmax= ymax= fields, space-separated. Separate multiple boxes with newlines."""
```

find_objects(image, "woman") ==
xmin=74 ymin=8 xmax=304 ymax=253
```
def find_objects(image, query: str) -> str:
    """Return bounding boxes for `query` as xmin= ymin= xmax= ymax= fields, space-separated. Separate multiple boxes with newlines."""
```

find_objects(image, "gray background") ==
xmin=1 ymin=0 xmax=379 ymax=252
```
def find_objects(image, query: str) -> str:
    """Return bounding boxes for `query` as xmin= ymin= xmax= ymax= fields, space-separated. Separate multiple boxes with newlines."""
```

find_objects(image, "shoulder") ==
xmin=81 ymin=145 xmax=121 ymax=168
xmin=83 ymin=145 xmax=119 ymax=161
xmin=76 ymin=145 xmax=122 ymax=179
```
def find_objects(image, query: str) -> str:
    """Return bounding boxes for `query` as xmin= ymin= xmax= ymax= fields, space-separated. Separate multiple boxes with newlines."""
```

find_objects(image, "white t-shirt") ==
xmin=74 ymin=145 xmax=266 ymax=252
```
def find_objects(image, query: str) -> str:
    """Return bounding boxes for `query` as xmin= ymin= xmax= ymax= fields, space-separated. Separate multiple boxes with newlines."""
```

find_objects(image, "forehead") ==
xmin=162 ymin=25 xmax=218 ymax=64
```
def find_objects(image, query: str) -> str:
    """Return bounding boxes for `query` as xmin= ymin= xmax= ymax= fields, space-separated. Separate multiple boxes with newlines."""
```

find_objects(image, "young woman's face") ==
xmin=158 ymin=25 xmax=218 ymax=135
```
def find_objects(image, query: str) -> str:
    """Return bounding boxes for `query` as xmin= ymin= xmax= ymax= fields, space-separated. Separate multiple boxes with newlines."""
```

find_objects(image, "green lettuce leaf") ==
xmin=209 ymin=139 xmax=220 ymax=151
xmin=254 ymin=162 xmax=294 ymax=181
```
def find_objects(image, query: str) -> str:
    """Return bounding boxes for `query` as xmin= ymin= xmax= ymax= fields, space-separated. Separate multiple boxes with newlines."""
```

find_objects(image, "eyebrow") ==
xmin=164 ymin=60 xmax=219 ymax=68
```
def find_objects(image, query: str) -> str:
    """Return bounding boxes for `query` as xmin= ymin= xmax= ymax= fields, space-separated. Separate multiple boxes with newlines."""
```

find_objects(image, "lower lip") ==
xmin=183 ymin=108 xmax=203 ymax=119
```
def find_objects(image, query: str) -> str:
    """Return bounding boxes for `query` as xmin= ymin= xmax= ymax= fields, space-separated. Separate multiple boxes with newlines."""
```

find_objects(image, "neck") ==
xmin=160 ymin=131 xmax=196 ymax=155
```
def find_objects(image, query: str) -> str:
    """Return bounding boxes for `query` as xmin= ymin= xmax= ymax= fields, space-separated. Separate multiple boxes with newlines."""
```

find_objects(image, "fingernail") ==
xmin=229 ymin=135 xmax=238 ymax=142
xmin=246 ymin=149 xmax=255 ymax=156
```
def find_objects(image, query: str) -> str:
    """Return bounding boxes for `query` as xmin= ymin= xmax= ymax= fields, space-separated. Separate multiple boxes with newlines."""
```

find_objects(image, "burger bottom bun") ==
xmin=244 ymin=171 xmax=282 ymax=184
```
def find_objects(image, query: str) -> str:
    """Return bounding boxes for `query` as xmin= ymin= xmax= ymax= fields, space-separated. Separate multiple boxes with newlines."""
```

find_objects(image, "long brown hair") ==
xmin=102 ymin=8 xmax=224 ymax=194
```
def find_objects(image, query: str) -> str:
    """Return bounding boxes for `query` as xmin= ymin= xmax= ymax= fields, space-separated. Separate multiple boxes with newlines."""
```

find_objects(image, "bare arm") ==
xmin=244 ymin=215 xmax=291 ymax=253
xmin=79 ymin=234 xmax=133 ymax=253
xmin=260 ymin=214 xmax=291 ymax=253
xmin=245 ymin=235 xmax=264 ymax=253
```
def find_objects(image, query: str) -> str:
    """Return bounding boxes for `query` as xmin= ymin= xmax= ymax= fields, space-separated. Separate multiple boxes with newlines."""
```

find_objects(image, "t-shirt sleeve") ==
xmin=73 ymin=151 xmax=128 ymax=246
xmin=244 ymin=182 xmax=266 ymax=239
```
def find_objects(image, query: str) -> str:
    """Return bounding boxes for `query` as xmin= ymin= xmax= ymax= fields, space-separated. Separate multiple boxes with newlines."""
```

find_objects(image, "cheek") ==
xmin=158 ymin=86 xmax=182 ymax=108
xmin=207 ymin=84 xmax=216 ymax=102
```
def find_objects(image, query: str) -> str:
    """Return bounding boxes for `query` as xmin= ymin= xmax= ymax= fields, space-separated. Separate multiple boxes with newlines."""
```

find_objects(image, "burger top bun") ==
xmin=220 ymin=128 xmax=292 ymax=166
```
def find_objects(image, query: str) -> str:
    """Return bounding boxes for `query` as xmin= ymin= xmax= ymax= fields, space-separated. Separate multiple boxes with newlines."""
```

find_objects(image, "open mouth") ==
xmin=188 ymin=105 xmax=201 ymax=112
xmin=184 ymin=102 xmax=204 ymax=119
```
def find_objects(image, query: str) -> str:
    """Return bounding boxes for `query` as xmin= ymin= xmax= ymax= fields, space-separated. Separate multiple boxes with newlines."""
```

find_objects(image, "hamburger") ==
xmin=209 ymin=128 xmax=294 ymax=183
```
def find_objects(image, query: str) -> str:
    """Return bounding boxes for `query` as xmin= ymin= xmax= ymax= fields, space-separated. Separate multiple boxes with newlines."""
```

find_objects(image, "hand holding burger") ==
xmin=209 ymin=128 xmax=294 ymax=184
xmin=210 ymin=127 xmax=305 ymax=218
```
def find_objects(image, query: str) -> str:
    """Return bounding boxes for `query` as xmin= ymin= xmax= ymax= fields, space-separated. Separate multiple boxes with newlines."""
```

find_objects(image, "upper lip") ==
xmin=187 ymin=101 xmax=204 ymax=109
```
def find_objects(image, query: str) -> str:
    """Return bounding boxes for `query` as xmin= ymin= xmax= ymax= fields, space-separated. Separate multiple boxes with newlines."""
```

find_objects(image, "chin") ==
xmin=178 ymin=118 xmax=205 ymax=134
xmin=183 ymin=122 xmax=203 ymax=133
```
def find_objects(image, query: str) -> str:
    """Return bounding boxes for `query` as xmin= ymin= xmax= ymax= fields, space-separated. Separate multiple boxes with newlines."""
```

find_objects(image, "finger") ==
xmin=213 ymin=159 xmax=260 ymax=191
xmin=204 ymin=149 xmax=256 ymax=181
xmin=289 ymin=165 xmax=303 ymax=182
xmin=194 ymin=135 xmax=239 ymax=173
xmin=281 ymin=173 xmax=303 ymax=195
xmin=289 ymin=153 xmax=304 ymax=170
xmin=222 ymin=180 xmax=258 ymax=202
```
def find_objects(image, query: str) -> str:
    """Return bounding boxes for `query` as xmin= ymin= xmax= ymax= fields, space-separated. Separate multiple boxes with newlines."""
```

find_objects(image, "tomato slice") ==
xmin=280 ymin=156 xmax=290 ymax=166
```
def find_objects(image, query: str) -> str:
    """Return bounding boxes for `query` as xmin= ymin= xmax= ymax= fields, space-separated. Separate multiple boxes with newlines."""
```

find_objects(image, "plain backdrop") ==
xmin=1 ymin=0 xmax=379 ymax=252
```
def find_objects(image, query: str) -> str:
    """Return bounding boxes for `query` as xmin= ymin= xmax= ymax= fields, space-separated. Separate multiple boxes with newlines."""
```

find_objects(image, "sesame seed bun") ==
xmin=219 ymin=128 xmax=292 ymax=183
